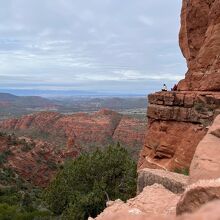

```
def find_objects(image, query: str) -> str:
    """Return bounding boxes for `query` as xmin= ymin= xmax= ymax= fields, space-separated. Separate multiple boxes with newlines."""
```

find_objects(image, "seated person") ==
xmin=162 ymin=84 xmax=167 ymax=91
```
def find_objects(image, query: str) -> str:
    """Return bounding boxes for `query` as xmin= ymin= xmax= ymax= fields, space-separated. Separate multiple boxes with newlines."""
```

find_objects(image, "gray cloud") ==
xmin=0 ymin=0 xmax=186 ymax=95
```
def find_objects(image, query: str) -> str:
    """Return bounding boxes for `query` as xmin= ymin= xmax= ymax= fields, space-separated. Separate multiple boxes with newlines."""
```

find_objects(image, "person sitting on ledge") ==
xmin=162 ymin=84 xmax=168 ymax=91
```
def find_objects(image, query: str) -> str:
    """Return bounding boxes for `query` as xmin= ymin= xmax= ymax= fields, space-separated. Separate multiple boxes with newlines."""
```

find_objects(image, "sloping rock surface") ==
xmin=95 ymin=184 xmax=180 ymax=220
xmin=176 ymin=179 xmax=220 ymax=215
xmin=137 ymin=168 xmax=188 ymax=194
xmin=189 ymin=115 xmax=220 ymax=184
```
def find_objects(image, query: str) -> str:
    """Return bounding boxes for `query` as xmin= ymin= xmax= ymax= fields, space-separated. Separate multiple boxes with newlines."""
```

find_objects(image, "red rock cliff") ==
xmin=139 ymin=0 xmax=220 ymax=171
xmin=178 ymin=0 xmax=220 ymax=91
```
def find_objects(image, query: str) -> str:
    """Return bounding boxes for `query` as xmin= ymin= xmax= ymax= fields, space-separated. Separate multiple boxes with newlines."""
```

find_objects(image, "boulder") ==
xmin=137 ymin=168 xmax=188 ymax=194
xmin=95 ymin=184 xmax=180 ymax=220
xmin=189 ymin=115 xmax=220 ymax=184
xmin=176 ymin=179 xmax=220 ymax=215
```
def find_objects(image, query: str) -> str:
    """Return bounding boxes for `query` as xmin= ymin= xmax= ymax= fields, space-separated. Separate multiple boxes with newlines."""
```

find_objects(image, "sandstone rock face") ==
xmin=0 ymin=109 xmax=145 ymax=153
xmin=138 ymin=91 xmax=220 ymax=171
xmin=137 ymin=168 xmax=188 ymax=194
xmin=95 ymin=184 xmax=180 ymax=220
xmin=189 ymin=115 xmax=220 ymax=184
xmin=177 ymin=200 xmax=220 ymax=220
xmin=178 ymin=0 xmax=220 ymax=91
xmin=93 ymin=201 xmax=220 ymax=220
xmin=175 ymin=116 xmax=220 ymax=215
xmin=94 ymin=188 xmax=220 ymax=220
xmin=176 ymin=179 xmax=220 ymax=215
xmin=113 ymin=116 xmax=146 ymax=147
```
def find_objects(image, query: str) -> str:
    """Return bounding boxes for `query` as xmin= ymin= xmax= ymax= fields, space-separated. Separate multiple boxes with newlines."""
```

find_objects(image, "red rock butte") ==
xmin=138 ymin=0 xmax=220 ymax=172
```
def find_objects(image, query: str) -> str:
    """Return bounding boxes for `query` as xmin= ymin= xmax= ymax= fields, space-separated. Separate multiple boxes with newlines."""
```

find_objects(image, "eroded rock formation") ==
xmin=0 ymin=109 xmax=145 ymax=155
xmin=189 ymin=114 xmax=220 ymax=184
xmin=92 ymin=0 xmax=220 ymax=219
xmin=178 ymin=0 xmax=220 ymax=91
xmin=139 ymin=0 xmax=220 ymax=171
xmin=139 ymin=91 xmax=220 ymax=171
xmin=137 ymin=168 xmax=188 ymax=194
xmin=95 ymin=117 xmax=220 ymax=219
xmin=95 ymin=184 xmax=180 ymax=219
xmin=0 ymin=134 xmax=79 ymax=187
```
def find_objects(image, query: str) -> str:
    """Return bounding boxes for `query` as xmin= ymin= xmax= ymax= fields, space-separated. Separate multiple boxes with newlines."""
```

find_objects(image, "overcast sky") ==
xmin=0 ymin=0 xmax=186 ymax=95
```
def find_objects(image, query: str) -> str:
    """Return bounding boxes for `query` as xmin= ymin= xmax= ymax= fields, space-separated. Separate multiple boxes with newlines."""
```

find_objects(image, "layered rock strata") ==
xmin=0 ymin=109 xmax=145 ymax=154
xmin=139 ymin=0 xmax=220 ymax=171
xmin=139 ymin=91 xmax=220 ymax=171
xmin=92 ymin=104 xmax=220 ymax=220
xmin=94 ymin=0 xmax=220 ymax=219
xmin=137 ymin=168 xmax=188 ymax=194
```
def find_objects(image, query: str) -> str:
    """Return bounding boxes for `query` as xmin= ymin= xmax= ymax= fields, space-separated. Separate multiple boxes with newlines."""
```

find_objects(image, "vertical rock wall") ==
xmin=138 ymin=0 xmax=220 ymax=171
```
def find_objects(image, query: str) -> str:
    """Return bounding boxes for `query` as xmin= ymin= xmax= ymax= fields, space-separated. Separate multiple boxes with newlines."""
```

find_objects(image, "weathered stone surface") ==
xmin=178 ymin=0 xmax=220 ymax=91
xmin=95 ymin=184 xmax=180 ymax=220
xmin=176 ymin=179 xmax=220 ymax=215
xmin=139 ymin=90 xmax=220 ymax=171
xmin=94 ymin=192 xmax=220 ymax=220
xmin=178 ymin=200 xmax=220 ymax=220
xmin=189 ymin=115 xmax=220 ymax=184
xmin=138 ymin=119 xmax=207 ymax=171
xmin=113 ymin=115 xmax=146 ymax=156
xmin=148 ymin=91 xmax=220 ymax=125
xmin=137 ymin=168 xmax=188 ymax=194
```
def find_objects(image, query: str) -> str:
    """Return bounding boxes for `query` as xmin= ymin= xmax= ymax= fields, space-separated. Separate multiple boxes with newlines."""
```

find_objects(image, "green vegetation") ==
xmin=45 ymin=145 xmax=137 ymax=220
xmin=0 ymin=150 xmax=12 ymax=165
xmin=0 ymin=168 xmax=54 ymax=220
xmin=174 ymin=167 xmax=189 ymax=176
xmin=0 ymin=203 xmax=52 ymax=220
xmin=20 ymin=141 xmax=35 ymax=152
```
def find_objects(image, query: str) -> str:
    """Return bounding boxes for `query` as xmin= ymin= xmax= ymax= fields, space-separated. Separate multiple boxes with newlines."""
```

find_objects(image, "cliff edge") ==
xmin=138 ymin=0 xmax=220 ymax=171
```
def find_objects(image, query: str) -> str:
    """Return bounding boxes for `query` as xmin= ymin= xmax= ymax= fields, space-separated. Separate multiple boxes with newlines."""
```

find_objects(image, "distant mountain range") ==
xmin=0 ymin=92 xmax=147 ymax=119
xmin=0 ymin=89 xmax=147 ymax=97
xmin=0 ymin=93 xmax=58 ymax=119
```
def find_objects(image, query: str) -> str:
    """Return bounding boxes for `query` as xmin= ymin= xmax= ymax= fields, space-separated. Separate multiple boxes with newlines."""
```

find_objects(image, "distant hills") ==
xmin=0 ymin=93 xmax=58 ymax=119
xmin=0 ymin=92 xmax=147 ymax=119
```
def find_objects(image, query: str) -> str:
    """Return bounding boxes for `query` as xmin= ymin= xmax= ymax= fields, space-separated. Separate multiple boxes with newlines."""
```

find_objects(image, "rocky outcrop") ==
xmin=130 ymin=0 xmax=220 ymax=219
xmin=139 ymin=0 xmax=220 ymax=171
xmin=138 ymin=91 xmax=220 ymax=171
xmin=176 ymin=115 xmax=220 ymax=215
xmin=176 ymin=179 xmax=220 ymax=215
xmin=92 ymin=200 xmax=220 ymax=220
xmin=178 ymin=0 xmax=220 ymax=91
xmin=113 ymin=116 xmax=146 ymax=149
xmin=189 ymin=115 xmax=220 ymax=184
xmin=0 ymin=109 xmax=145 ymax=153
xmin=95 ymin=184 xmax=180 ymax=220
xmin=137 ymin=168 xmax=188 ymax=194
